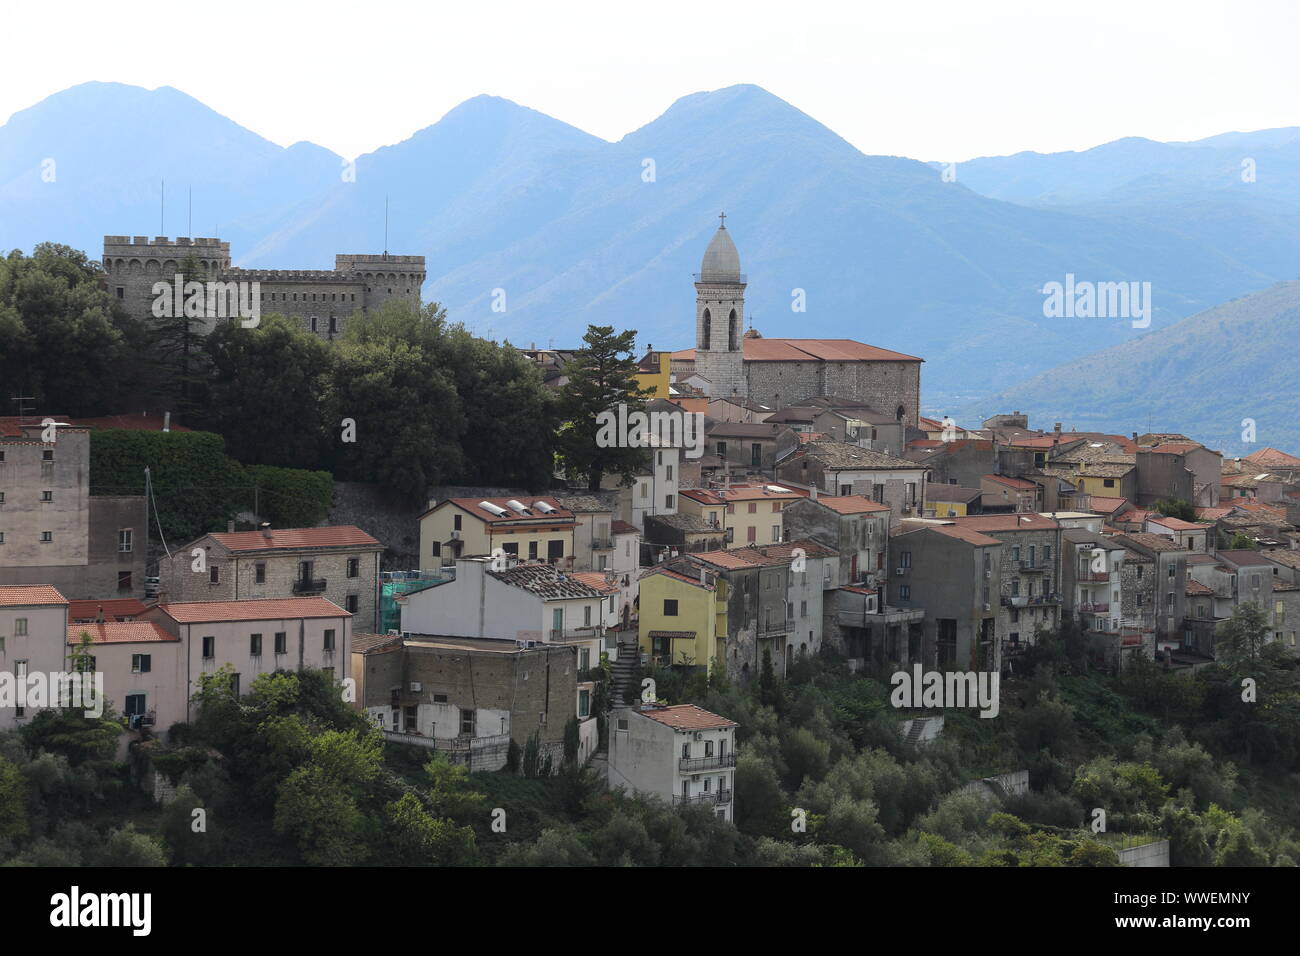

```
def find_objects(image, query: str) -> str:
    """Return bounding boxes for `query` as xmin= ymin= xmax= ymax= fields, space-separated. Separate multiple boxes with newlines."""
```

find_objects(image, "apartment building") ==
xmin=0 ymin=422 xmax=146 ymax=599
xmin=67 ymin=619 xmax=185 ymax=731
xmin=158 ymin=525 xmax=383 ymax=632
xmin=0 ymin=586 xmax=71 ymax=730
xmin=677 ymin=484 xmax=805 ymax=549
xmin=608 ymin=703 xmax=737 ymax=823
xmin=778 ymin=440 xmax=927 ymax=518
xmin=419 ymin=497 xmax=575 ymax=570
xmin=140 ymin=596 xmax=351 ymax=718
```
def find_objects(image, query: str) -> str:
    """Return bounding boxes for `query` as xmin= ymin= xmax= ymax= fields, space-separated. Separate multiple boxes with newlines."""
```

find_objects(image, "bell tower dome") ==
xmin=694 ymin=213 xmax=746 ymax=398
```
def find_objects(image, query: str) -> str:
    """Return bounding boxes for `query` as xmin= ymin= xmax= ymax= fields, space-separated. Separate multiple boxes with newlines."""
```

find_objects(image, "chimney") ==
xmin=227 ymin=520 xmax=236 ymax=533
xmin=699 ymin=566 xmax=706 ymax=586
xmin=810 ymin=484 xmax=818 ymax=501
xmin=261 ymin=521 xmax=273 ymax=540
xmin=96 ymin=604 xmax=105 ymax=624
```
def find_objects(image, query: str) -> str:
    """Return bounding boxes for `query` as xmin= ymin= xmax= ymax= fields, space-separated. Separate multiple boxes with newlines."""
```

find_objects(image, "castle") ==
xmin=672 ymin=218 xmax=924 ymax=425
xmin=101 ymin=235 xmax=425 ymax=338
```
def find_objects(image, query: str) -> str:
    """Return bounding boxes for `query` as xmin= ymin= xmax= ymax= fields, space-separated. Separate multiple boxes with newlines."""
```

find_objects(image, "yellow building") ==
xmin=638 ymin=565 xmax=726 ymax=674
xmin=418 ymin=497 xmax=576 ymax=569
xmin=635 ymin=349 xmax=672 ymax=400
xmin=924 ymin=482 xmax=981 ymax=517
xmin=678 ymin=484 xmax=805 ymax=549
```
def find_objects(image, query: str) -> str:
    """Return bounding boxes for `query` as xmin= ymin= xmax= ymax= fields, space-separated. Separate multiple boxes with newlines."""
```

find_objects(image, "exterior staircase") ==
xmin=610 ymin=628 xmax=640 ymax=704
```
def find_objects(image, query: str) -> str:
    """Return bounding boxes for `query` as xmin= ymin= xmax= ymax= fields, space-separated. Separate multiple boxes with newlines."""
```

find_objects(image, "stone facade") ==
xmin=102 ymin=236 xmax=424 ymax=340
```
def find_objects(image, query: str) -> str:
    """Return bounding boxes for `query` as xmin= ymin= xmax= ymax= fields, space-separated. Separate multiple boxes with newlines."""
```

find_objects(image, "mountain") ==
xmin=960 ymin=280 xmax=1300 ymax=457
xmin=3 ymin=82 xmax=1300 ymax=407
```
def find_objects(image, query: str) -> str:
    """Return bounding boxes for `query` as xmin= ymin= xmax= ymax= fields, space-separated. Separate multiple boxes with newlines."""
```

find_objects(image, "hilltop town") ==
xmin=1 ymin=221 xmax=1297 ymax=868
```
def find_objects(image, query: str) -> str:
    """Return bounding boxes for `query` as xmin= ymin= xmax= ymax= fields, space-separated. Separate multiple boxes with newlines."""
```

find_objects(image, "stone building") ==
xmin=356 ymin=634 xmax=584 ymax=772
xmin=158 ymin=525 xmax=384 ymax=633
xmin=0 ymin=422 xmax=146 ymax=599
xmin=670 ymin=220 xmax=923 ymax=421
xmin=101 ymin=235 xmax=424 ymax=340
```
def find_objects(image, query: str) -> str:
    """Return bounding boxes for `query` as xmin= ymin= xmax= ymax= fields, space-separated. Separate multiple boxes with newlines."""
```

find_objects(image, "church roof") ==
xmin=699 ymin=224 xmax=742 ymax=281
xmin=672 ymin=339 xmax=922 ymax=363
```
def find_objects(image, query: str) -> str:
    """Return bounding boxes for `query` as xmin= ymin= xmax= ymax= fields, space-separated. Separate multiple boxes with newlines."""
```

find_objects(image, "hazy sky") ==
xmin=4 ymin=0 xmax=1299 ymax=162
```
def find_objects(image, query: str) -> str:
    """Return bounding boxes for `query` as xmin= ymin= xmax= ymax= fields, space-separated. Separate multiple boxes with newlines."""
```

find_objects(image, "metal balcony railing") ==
xmin=679 ymin=754 xmax=737 ymax=772
xmin=293 ymin=577 xmax=327 ymax=594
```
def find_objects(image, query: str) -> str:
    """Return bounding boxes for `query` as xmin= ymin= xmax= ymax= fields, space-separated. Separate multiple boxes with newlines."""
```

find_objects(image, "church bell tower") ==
xmin=694 ymin=213 xmax=747 ymax=398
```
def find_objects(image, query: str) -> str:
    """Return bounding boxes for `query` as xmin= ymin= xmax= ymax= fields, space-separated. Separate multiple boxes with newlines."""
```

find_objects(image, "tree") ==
xmin=1151 ymin=498 xmax=1195 ymax=522
xmin=0 ymin=243 xmax=154 ymax=415
xmin=199 ymin=314 xmax=333 ymax=469
xmin=556 ymin=325 xmax=654 ymax=490
xmin=1215 ymin=603 xmax=1270 ymax=667
xmin=147 ymin=252 xmax=212 ymax=416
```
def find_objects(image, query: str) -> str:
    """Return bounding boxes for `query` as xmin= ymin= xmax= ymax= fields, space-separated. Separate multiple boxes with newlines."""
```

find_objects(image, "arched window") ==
xmin=728 ymin=309 xmax=738 ymax=350
xmin=702 ymin=308 xmax=712 ymax=350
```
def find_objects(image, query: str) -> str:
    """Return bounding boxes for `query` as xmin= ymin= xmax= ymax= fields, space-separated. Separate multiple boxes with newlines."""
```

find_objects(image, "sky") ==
xmin=3 ymin=0 xmax=1299 ymax=162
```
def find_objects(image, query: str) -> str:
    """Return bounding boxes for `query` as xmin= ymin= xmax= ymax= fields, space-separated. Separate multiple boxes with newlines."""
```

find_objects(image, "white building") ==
xmin=608 ymin=703 xmax=737 ymax=823
xmin=0 ymin=585 xmax=71 ymax=729
xmin=399 ymin=557 xmax=609 ymax=672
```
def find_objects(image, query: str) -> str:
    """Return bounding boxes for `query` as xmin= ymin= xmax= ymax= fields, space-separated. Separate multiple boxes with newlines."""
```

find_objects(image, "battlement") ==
xmin=335 ymin=254 xmax=425 ymax=270
xmin=225 ymin=268 xmax=360 ymax=283
xmin=104 ymin=235 xmax=231 ymax=258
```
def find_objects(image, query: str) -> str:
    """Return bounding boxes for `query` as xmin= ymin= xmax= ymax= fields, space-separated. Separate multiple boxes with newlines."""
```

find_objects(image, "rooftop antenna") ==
xmin=10 ymin=395 xmax=36 ymax=423
xmin=188 ymin=185 xmax=192 ymax=237
xmin=160 ymin=178 xmax=165 ymax=235
xmin=384 ymin=195 xmax=389 ymax=256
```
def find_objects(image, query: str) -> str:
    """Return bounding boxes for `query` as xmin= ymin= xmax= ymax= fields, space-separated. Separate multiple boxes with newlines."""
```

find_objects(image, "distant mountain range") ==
xmin=1 ymin=81 xmax=1297 ymax=445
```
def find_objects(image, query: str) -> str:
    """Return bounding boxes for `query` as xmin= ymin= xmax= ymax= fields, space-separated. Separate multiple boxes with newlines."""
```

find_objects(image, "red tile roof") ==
xmin=637 ymin=703 xmax=736 ymax=731
xmin=810 ymin=495 xmax=891 ymax=515
xmin=151 ymin=597 xmax=349 ymax=623
xmin=611 ymin=520 xmax=639 ymax=535
xmin=983 ymin=474 xmax=1038 ymax=490
xmin=1245 ymin=447 xmax=1300 ymax=468
xmin=68 ymin=621 xmax=177 ymax=644
xmin=0 ymin=585 xmax=68 ymax=607
xmin=918 ymin=524 xmax=1002 ymax=547
xmin=426 ymin=497 xmax=575 ymax=523
xmin=950 ymin=513 xmax=1059 ymax=531
xmin=568 ymin=572 xmax=621 ymax=594
xmin=67 ymin=598 xmax=150 ymax=621
xmin=1185 ymin=580 xmax=1215 ymax=596
xmin=208 ymin=526 xmax=381 ymax=552
xmin=1085 ymin=495 xmax=1129 ymax=514
xmin=672 ymin=338 xmax=922 ymax=364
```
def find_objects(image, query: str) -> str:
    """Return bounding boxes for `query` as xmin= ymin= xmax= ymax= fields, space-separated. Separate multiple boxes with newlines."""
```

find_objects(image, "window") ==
xmin=41 ymin=490 xmax=52 ymax=502
xmin=771 ymin=525 xmax=780 ymax=542
xmin=347 ymin=557 xmax=359 ymax=578
xmin=1168 ymin=564 xmax=1176 ymax=579
xmin=663 ymin=599 xmax=678 ymax=616
xmin=323 ymin=629 xmax=336 ymax=652
xmin=666 ymin=464 xmax=674 ymax=480
xmin=583 ymin=605 xmax=592 ymax=626
xmin=453 ymin=514 xmax=462 ymax=531
xmin=125 ymin=694 xmax=147 ymax=718
xmin=433 ymin=693 xmax=448 ymax=703
xmin=117 ymin=571 xmax=132 ymax=592
xmin=118 ymin=529 xmax=133 ymax=553
xmin=209 ymin=565 xmax=220 ymax=584
xmin=249 ymin=633 xmax=262 ymax=656
xmin=202 ymin=636 xmax=215 ymax=659
xmin=901 ymin=551 xmax=912 ymax=568
xmin=1103 ymin=479 xmax=1115 ymax=488
xmin=528 ymin=540 xmax=538 ymax=560
xmin=547 ymin=539 xmax=564 ymax=562
xmin=431 ymin=541 xmax=441 ymax=557
xmin=42 ymin=449 xmax=53 ymax=463
xmin=255 ymin=562 xmax=266 ymax=584
xmin=274 ymin=632 xmax=287 ymax=654
xmin=40 ymin=531 xmax=52 ymax=543
xmin=131 ymin=653 xmax=152 ymax=674
xmin=900 ymin=585 xmax=911 ymax=599
xmin=665 ymin=494 xmax=674 ymax=509
xmin=579 ymin=689 xmax=591 ymax=717
xmin=14 ymin=660 xmax=26 ymax=717
xmin=404 ymin=705 xmax=418 ymax=733
xmin=14 ymin=618 xmax=27 ymax=636
xmin=460 ymin=708 xmax=475 ymax=735
xmin=717 ymin=440 xmax=727 ymax=457
xmin=345 ymin=595 xmax=358 ymax=613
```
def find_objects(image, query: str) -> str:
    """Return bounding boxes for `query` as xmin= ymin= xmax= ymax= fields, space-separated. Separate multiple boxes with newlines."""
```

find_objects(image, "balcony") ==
xmin=1078 ymin=571 xmax=1111 ymax=583
xmin=1079 ymin=602 xmax=1110 ymax=613
xmin=673 ymin=789 xmax=733 ymax=806
xmin=679 ymin=753 xmax=737 ymax=772
xmin=837 ymin=606 xmax=924 ymax=629
xmin=590 ymin=539 xmax=614 ymax=551
xmin=548 ymin=627 xmax=605 ymax=644
xmin=293 ymin=577 xmax=327 ymax=595
xmin=1001 ymin=595 xmax=1028 ymax=607
xmin=1019 ymin=560 xmax=1047 ymax=572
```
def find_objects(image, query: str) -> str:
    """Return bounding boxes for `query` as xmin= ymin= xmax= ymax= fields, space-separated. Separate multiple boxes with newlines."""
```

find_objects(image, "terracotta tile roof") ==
xmin=491 ymin=563 xmax=605 ymax=600
xmin=680 ymin=484 xmax=805 ymax=505
xmin=926 ymin=483 xmax=982 ymax=503
xmin=1262 ymin=551 xmax=1300 ymax=572
xmin=796 ymin=440 xmax=920 ymax=470
xmin=672 ymin=339 xmax=922 ymax=364
xmin=68 ymin=621 xmax=176 ymax=644
xmin=67 ymin=598 xmax=150 ymax=622
xmin=689 ymin=550 xmax=769 ymax=571
xmin=568 ymin=571 xmax=622 ymax=594
xmin=1146 ymin=442 xmax=1203 ymax=455
xmin=949 ymin=513 xmax=1060 ymax=532
xmin=1215 ymin=549 xmax=1275 ymax=567
xmin=751 ymin=539 xmax=837 ymax=559
xmin=352 ymin=632 xmax=404 ymax=654
xmin=895 ymin=522 xmax=1002 ymax=547
xmin=637 ymin=703 xmax=736 ymax=731
xmin=1113 ymin=533 xmax=1187 ymax=553
xmin=153 ymin=597 xmax=349 ymax=623
xmin=1185 ymin=580 xmax=1215 ymax=596
xmin=1195 ymin=507 xmax=1234 ymax=522
xmin=646 ymin=630 xmax=698 ymax=640
xmin=1086 ymin=495 xmax=1129 ymax=514
xmin=1245 ymin=447 xmax=1300 ymax=468
xmin=425 ymin=497 xmax=575 ymax=523
xmin=612 ymin=520 xmax=639 ymax=535
xmin=642 ymin=566 xmax=716 ymax=591
xmin=0 ymin=585 xmax=68 ymax=607
xmin=983 ymin=474 xmax=1037 ymax=490
xmin=1147 ymin=515 xmax=1206 ymax=531
xmin=208 ymin=526 xmax=381 ymax=552
xmin=809 ymin=495 xmax=891 ymax=515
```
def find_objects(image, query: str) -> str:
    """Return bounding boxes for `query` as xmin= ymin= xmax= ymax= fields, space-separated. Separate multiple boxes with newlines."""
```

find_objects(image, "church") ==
xmin=670 ymin=217 xmax=923 ymax=427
